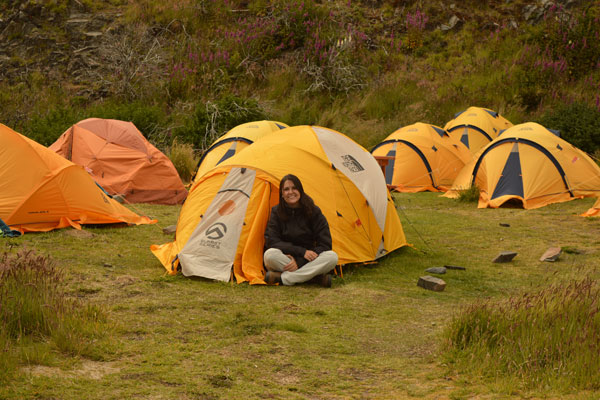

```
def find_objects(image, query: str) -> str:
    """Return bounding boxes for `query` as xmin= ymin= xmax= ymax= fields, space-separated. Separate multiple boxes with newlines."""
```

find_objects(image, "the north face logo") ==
xmin=341 ymin=154 xmax=364 ymax=172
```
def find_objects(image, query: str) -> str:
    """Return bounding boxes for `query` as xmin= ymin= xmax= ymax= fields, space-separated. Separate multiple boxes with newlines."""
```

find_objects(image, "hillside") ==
xmin=1 ymin=0 xmax=599 ymax=155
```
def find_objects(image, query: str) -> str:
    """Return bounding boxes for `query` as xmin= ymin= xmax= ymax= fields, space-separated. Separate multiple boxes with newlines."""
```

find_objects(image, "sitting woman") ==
xmin=263 ymin=174 xmax=338 ymax=287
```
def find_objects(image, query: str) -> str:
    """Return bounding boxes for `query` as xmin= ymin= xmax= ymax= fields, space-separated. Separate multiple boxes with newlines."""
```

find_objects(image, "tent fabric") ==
xmin=0 ymin=124 xmax=155 ymax=233
xmin=151 ymin=125 xmax=407 ymax=284
xmin=582 ymin=197 xmax=600 ymax=217
xmin=444 ymin=106 xmax=513 ymax=155
xmin=193 ymin=120 xmax=289 ymax=183
xmin=445 ymin=122 xmax=600 ymax=209
xmin=50 ymin=118 xmax=187 ymax=205
xmin=370 ymin=122 xmax=472 ymax=192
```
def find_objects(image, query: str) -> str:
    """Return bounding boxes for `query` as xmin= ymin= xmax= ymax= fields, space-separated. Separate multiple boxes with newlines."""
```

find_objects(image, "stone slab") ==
xmin=540 ymin=247 xmax=561 ymax=262
xmin=417 ymin=276 xmax=446 ymax=292
xmin=425 ymin=267 xmax=446 ymax=275
xmin=492 ymin=251 xmax=517 ymax=263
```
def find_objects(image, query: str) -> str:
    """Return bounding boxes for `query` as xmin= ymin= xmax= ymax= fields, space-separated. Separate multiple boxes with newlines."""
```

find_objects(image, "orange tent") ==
xmin=370 ymin=122 xmax=472 ymax=192
xmin=582 ymin=197 xmax=600 ymax=217
xmin=50 ymin=118 xmax=187 ymax=205
xmin=0 ymin=124 xmax=155 ymax=233
xmin=444 ymin=107 xmax=513 ymax=155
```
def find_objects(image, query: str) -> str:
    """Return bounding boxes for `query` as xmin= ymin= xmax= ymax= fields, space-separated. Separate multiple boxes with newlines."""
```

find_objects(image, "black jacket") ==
xmin=264 ymin=203 xmax=332 ymax=268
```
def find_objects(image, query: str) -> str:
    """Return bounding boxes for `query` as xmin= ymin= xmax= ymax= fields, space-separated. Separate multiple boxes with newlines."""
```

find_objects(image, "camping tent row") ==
xmin=50 ymin=118 xmax=187 ymax=205
xmin=0 ymin=123 xmax=155 ymax=233
xmin=370 ymin=122 xmax=472 ymax=192
xmin=151 ymin=125 xmax=408 ymax=284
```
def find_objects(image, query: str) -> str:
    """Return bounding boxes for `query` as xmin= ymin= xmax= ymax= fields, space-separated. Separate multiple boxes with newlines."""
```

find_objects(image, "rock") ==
xmin=499 ymin=223 xmax=510 ymax=227
xmin=540 ymin=247 xmax=561 ymax=262
xmin=425 ymin=267 xmax=447 ymax=275
xmin=440 ymin=15 xmax=462 ymax=31
xmin=417 ymin=276 xmax=446 ymax=292
xmin=492 ymin=251 xmax=517 ymax=263
xmin=444 ymin=265 xmax=466 ymax=271
xmin=162 ymin=225 xmax=177 ymax=235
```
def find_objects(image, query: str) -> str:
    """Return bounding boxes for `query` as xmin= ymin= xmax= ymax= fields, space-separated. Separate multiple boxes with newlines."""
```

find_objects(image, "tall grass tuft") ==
xmin=444 ymin=278 xmax=600 ymax=390
xmin=0 ymin=249 xmax=111 ymax=380
xmin=457 ymin=185 xmax=480 ymax=203
xmin=168 ymin=139 xmax=198 ymax=183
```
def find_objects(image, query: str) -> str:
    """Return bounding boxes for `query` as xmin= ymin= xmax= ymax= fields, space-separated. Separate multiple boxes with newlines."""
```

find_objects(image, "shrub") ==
xmin=175 ymin=94 xmax=267 ymax=149
xmin=0 ymin=249 xmax=111 ymax=380
xmin=537 ymin=102 xmax=600 ymax=154
xmin=22 ymin=107 xmax=80 ymax=146
xmin=444 ymin=278 xmax=600 ymax=390
xmin=457 ymin=185 xmax=480 ymax=203
xmin=168 ymin=139 xmax=199 ymax=183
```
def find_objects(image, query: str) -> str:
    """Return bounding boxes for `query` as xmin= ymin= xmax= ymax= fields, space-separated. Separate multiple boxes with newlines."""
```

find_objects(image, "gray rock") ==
xmin=417 ymin=276 xmax=446 ymax=292
xmin=492 ymin=251 xmax=517 ymax=263
xmin=440 ymin=15 xmax=461 ymax=31
xmin=426 ymin=267 xmax=447 ymax=275
xmin=445 ymin=265 xmax=466 ymax=271
xmin=162 ymin=224 xmax=177 ymax=235
xmin=540 ymin=247 xmax=561 ymax=262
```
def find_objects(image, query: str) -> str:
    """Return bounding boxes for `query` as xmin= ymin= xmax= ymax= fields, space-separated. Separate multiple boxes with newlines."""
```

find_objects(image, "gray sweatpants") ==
xmin=263 ymin=248 xmax=338 ymax=286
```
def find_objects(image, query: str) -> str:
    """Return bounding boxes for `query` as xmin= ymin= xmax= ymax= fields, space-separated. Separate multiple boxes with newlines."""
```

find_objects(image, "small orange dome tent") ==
xmin=151 ymin=125 xmax=407 ymax=284
xmin=193 ymin=120 xmax=289 ymax=183
xmin=50 ymin=118 xmax=187 ymax=205
xmin=0 ymin=124 xmax=155 ymax=233
xmin=444 ymin=107 xmax=513 ymax=155
xmin=445 ymin=122 xmax=600 ymax=209
xmin=370 ymin=123 xmax=472 ymax=192
xmin=582 ymin=197 xmax=600 ymax=217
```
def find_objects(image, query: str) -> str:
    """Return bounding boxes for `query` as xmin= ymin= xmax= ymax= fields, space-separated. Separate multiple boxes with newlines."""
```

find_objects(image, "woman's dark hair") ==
xmin=277 ymin=174 xmax=315 ymax=220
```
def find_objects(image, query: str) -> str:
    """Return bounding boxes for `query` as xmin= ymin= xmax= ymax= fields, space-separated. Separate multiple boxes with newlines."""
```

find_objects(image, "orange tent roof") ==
xmin=50 ymin=118 xmax=187 ymax=205
xmin=0 ymin=123 xmax=155 ymax=233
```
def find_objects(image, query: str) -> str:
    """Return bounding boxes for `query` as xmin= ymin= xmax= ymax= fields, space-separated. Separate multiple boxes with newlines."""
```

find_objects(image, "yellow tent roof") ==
xmin=371 ymin=122 xmax=472 ymax=192
xmin=152 ymin=125 xmax=407 ymax=284
xmin=445 ymin=122 xmax=600 ymax=209
xmin=0 ymin=123 xmax=155 ymax=233
xmin=193 ymin=120 xmax=289 ymax=183
xmin=444 ymin=107 xmax=513 ymax=155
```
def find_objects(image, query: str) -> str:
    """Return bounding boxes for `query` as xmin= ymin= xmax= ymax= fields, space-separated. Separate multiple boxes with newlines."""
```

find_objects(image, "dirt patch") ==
xmin=23 ymin=360 xmax=120 ymax=380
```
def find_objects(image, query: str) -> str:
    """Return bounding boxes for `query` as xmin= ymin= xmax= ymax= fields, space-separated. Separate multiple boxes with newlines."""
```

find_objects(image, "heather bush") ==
xmin=174 ymin=94 xmax=267 ymax=149
xmin=168 ymin=139 xmax=199 ymax=183
xmin=0 ymin=249 xmax=111 ymax=380
xmin=444 ymin=278 xmax=600 ymax=390
xmin=537 ymin=102 xmax=600 ymax=154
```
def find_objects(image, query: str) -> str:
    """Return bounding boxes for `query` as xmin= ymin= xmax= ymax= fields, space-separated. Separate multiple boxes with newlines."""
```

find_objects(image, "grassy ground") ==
xmin=2 ymin=193 xmax=599 ymax=399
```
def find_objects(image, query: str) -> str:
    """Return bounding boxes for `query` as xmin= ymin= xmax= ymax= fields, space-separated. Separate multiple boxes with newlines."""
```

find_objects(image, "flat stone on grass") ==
xmin=417 ymin=276 xmax=446 ymax=292
xmin=425 ymin=267 xmax=446 ymax=275
xmin=162 ymin=224 xmax=177 ymax=234
xmin=492 ymin=251 xmax=517 ymax=263
xmin=540 ymin=247 xmax=562 ymax=262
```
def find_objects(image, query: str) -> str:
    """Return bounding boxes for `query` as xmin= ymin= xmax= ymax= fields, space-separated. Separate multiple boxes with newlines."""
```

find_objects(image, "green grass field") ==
xmin=2 ymin=193 xmax=599 ymax=399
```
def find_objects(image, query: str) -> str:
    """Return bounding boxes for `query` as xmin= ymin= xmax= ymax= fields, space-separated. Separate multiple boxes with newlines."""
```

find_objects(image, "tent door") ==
xmin=178 ymin=167 xmax=256 ymax=281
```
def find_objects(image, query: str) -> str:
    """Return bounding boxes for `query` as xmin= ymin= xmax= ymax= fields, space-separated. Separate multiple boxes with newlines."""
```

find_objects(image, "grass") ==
xmin=0 ymin=194 xmax=598 ymax=398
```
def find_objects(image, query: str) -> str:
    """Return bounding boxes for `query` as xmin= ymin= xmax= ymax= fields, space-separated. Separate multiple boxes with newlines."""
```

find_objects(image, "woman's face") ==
xmin=282 ymin=179 xmax=301 ymax=208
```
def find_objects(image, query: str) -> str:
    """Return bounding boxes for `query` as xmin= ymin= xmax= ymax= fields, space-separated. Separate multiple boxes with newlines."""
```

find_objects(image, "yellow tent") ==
xmin=193 ymin=120 xmax=289 ymax=183
xmin=0 ymin=124 xmax=155 ymax=233
xmin=444 ymin=107 xmax=513 ymax=155
xmin=445 ymin=122 xmax=600 ymax=209
xmin=582 ymin=197 xmax=600 ymax=217
xmin=151 ymin=125 xmax=407 ymax=284
xmin=371 ymin=122 xmax=472 ymax=192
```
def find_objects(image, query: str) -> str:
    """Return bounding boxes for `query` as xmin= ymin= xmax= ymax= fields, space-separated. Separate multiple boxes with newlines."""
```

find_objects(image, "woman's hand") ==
xmin=284 ymin=255 xmax=298 ymax=272
xmin=304 ymin=250 xmax=318 ymax=262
